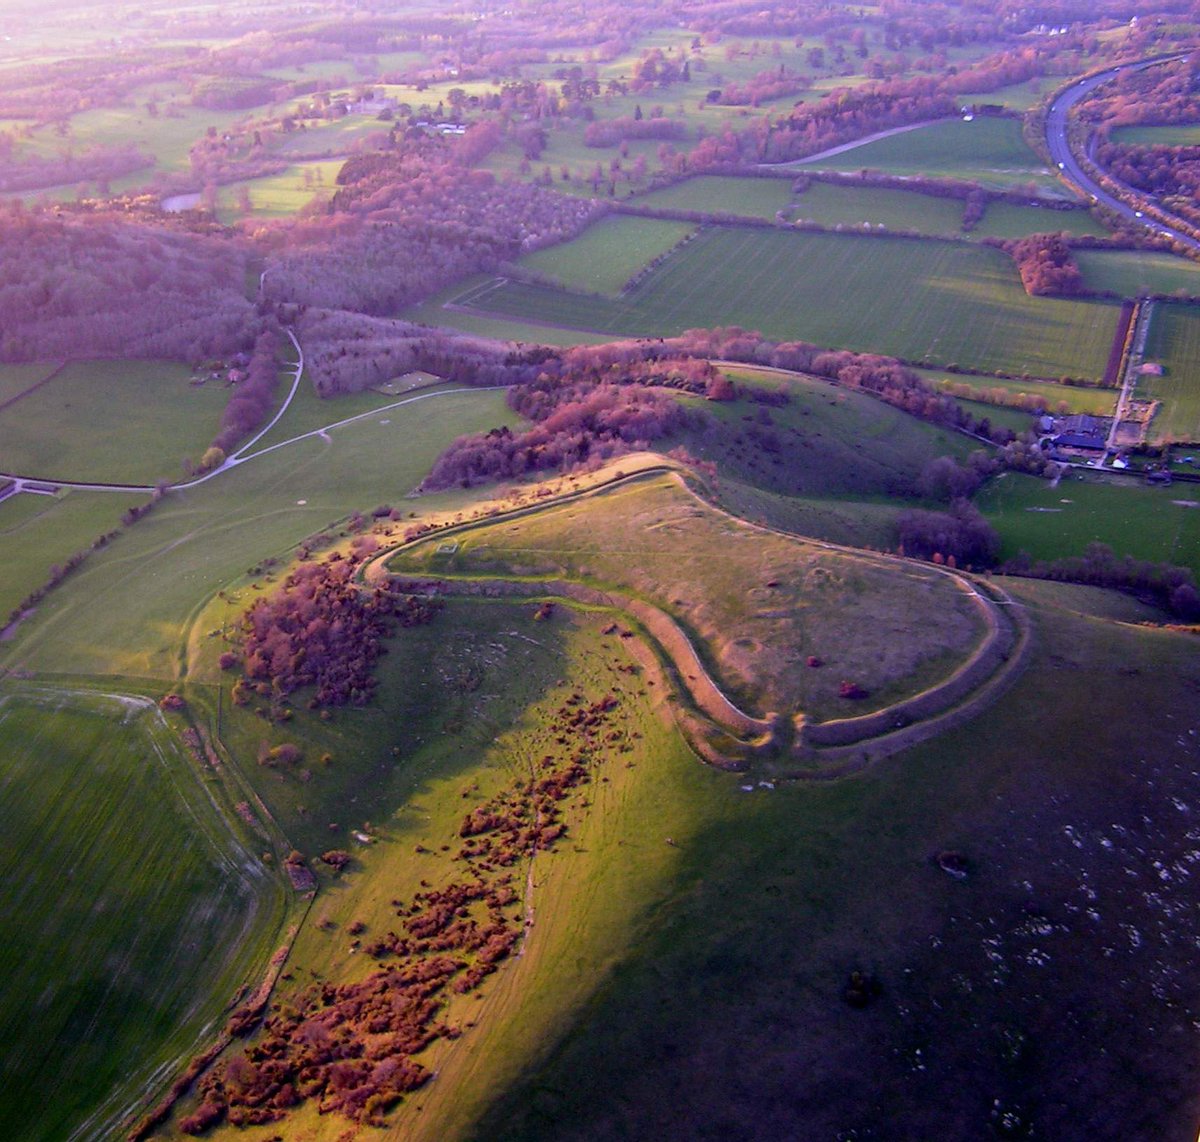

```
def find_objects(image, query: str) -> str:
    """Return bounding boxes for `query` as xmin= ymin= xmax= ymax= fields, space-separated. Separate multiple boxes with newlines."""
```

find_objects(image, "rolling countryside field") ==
xmin=481 ymin=226 xmax=1122 ymax=379
xmin=6 ymin=4 xmax=1200 ymax=1140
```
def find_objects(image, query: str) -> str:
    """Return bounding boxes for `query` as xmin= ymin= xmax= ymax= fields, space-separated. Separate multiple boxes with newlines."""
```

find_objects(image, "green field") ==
xmin=1076 ymin=249 xmax=1200 ymax=299
xmin=520 ymin=215 xmax=695 ymax=294
xmin=0 ymin=361 xmax=57 ymax=405
xmin=1 ymin=387 xmax=514 ymax=680
xmin=972 ymin=200 xmax=1108 ymax=239
xmin=1111 ymin=124 xmax=1200 ymax=146
xmin=789 ymin=180 xmax=966 ymax=233
xmin=1142 ymin=302 xmax=1200 ymax=443
xmin=214 ymin=159 xmax=346 ymax=221
xmin=634 ymin=176 xmax=795 ymax=220
xmin=449 ymin=227 xmax=1120 ymax=379
xmin=0 ymin=360 xmax=230 ymax=484
xmin=0 ymin=688 xmax=283 ymax=1142
xmin=807 ymin=117 xmax=1062 ymax=192
xmin=977 ymin=470 xmax=1200 ymax=577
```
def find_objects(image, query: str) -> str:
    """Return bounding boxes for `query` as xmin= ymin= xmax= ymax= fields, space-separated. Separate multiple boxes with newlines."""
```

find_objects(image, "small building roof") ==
xmin=1053 ymin=433 xmax=1106 ymax=450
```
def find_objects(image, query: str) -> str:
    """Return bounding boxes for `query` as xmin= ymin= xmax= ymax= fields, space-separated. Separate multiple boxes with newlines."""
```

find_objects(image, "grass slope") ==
xmin=471 ymin=587 xmax=1200 ymax=1142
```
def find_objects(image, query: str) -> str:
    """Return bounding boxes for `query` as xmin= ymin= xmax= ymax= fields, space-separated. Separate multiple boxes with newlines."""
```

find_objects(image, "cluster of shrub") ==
xmin=228 ymin=553 xmax=439 ymax=712
xmin=0 ymin=143 xmax=152 ymax=194
xmin=583 ymin=115 xmax=687 ymax=148
xmin=183 ymin=682 xmax=627 ymax=1132
xmin=896 ymin=500 xmax=1001 ymax=568
xmin=420 ymin=374 xmax=693 ymax=490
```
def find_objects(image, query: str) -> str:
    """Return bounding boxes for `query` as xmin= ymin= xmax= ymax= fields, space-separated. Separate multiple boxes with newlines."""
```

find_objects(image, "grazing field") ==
xmin=455 ymin=227 xmax=1119 ymax=380
xmin=520 ymin=215 xmax=695 ymax=294
xmin=0 ymin=360 xmax=230 ymax=484
xmin=0 ymin=489 xmax=145 ymax=624
xmin=0 ymin=688 xmax=283 ymax=1142
xmin=1142 ymin=303 xmax=1200 ymax=444
xmin=475 ymin=589 xmax=1200 ymax=1142
xmin=971 ymin=200 xmax=1108 ymax=239
xmin=976 ymin=470 xmax=1200 ymax=577
xmin=1075 ymin=249 xmax=1200 ymax=299
xmin=1110 ymin=124 xmax=1200 ymax=146
xmin=0 ymin=387 xmax=514 ymax=680
xmin=922 ymin=370 xmax=1117 ymax=415
xmin=807 ymin=117 xmax=1062 ymax=192
xmin=391 ymin=470 xmax=988 ymax=722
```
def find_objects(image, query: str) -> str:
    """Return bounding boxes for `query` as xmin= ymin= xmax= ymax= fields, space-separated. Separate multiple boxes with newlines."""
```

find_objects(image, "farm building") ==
xmin=1052 ymin=432 xmax=1106 ymax=451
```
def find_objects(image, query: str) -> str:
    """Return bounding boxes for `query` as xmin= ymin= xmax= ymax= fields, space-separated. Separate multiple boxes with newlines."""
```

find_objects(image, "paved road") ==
xmin=1045 ymin=54 xmax=1200 ymax=253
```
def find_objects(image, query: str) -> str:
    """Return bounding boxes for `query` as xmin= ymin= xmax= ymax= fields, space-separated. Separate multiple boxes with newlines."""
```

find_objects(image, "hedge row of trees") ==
xmin=1001 ymin=543 xmax=1200 ymax=621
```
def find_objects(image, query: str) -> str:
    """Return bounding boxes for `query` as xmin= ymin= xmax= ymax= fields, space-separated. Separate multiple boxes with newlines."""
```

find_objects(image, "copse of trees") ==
xmin=896 ymin=500 xmax=1001 ymax=567
xmin=0 ymin=143 xmax=152 ymax=193
xmin=211 ymin=329 xmax=282 ymax=454
xmin=1002 ymin=233 xmax=1084 ymax=297
xmin=233 ymin=553 xmax=440 ymax=713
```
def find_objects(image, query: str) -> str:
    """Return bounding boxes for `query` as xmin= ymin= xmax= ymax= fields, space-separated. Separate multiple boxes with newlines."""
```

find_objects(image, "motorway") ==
xmin=1045 ymin=54 xmax=1200 ymax=254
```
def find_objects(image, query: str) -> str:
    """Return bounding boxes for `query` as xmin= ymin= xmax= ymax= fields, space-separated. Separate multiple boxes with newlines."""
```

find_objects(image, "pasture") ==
xmin=520 ymin=215 xmax=695 ymax=294
xmin=455 ymin=227 xmax=1119 ymax=380
xmin=0 ymin=360 xmax=229 ymax=484
xmin=634 ymin=176 xmax=795 ymax=221
xmin=976 ymin=470 xmax=1200 ymax=578
xmin=0 ymin=361 xmax=57 ymax=405
xmin=1142 ymin=303 xmax=1200 ymax=444
xmin=0 ymin=687 xmax=283 ymax=1142
xmin=1075 ymin=249 xmax=1200 ymax=299
xmin=213 ymin=159 xmax=346 ymax=221
xmin=807 ymin=117 xmax=1062 ymax=193
xmin=789 ymin=180 xmax=966 ymax=233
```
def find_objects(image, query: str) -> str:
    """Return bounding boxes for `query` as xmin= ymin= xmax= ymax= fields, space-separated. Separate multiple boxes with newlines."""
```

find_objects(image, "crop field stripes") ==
xmin=447 ymin=277 xmax=511 ymax=310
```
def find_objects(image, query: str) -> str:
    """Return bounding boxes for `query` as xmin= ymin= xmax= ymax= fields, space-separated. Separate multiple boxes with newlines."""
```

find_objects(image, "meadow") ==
xmin=0 ymin=361 xmax=57 ymax=405
xmin=0 ymin=387 xmax=514 ymax=680
xmin=0 ymin=360 xmax=229 ymax=484
xmin=1141 ymin=302 xmax=1200 ymax=444
xmin=213 ymin=159 xmax=346 ymax=222
xmin=970 ymin=200 xmax=1108 ymax=239
xmin=922 ymin=369 xmax=1117 ymax=415
xmin=0 ymin=687 xmax=285 ymax=1142
xmin=468 ymin=227 xmax=1120 ymax=380
xmin=976 ymin=469 xmax=1200 ymax=577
